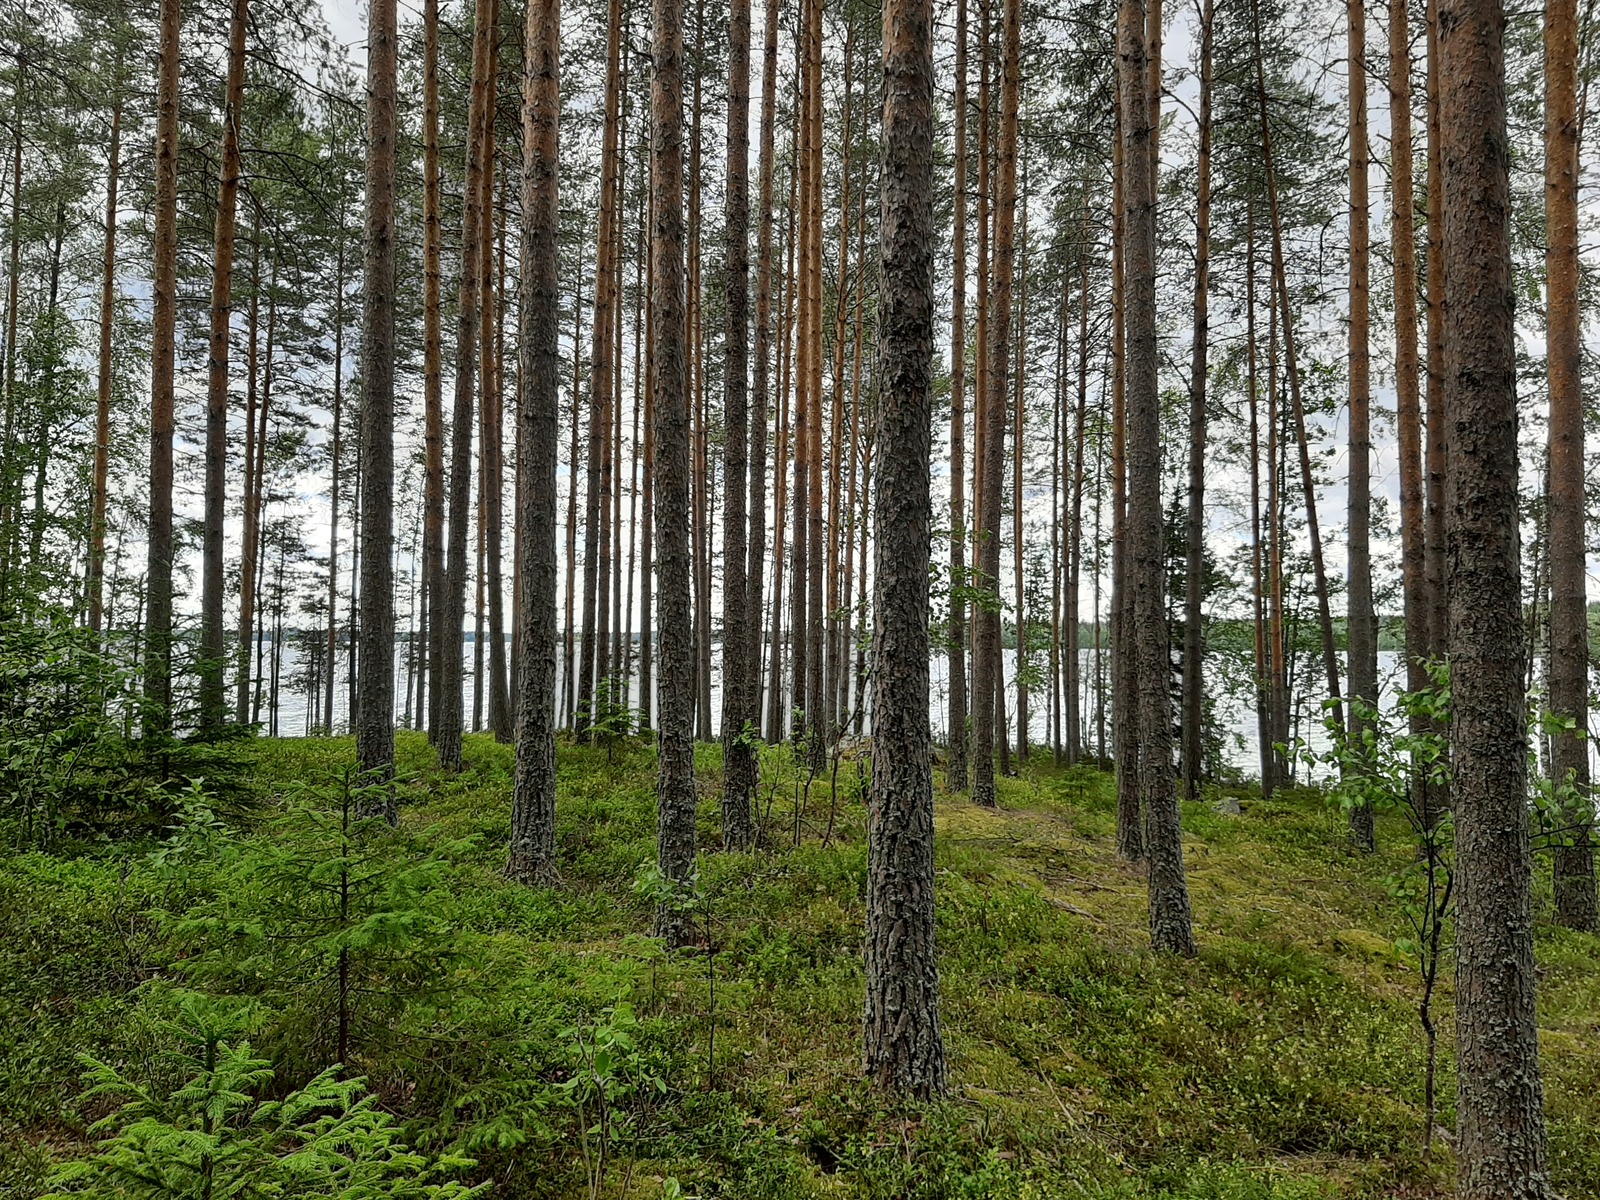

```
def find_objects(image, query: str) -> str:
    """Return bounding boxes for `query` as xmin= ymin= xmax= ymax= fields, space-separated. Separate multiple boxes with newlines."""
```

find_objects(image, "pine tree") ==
xmin=864 ymin=0 xmax=947 ymax=1099
xmin=199 ymin=0 xmax=249 ymax=729
xmin=355 ymin=0 xmax=399 ymax=809
xmin=1121 ymin=0 xmax=1193 ymax=957
xmin=1346 ymin=0 xmax=1376 ymax=850
xmin=509 ymin=0 xmax=562 ymax=886
xmin=1440 ymin=0 xmax=1555 ymax=1187
xmin=144 ymin=0 xmax=181 ymax=737
xmin=720 ymin=0 xmax=755 ymax=849
xmin=1545 ymin=0 xmax=1596 ymax=932
xmin=651 ymin=0 xmax=697 ymax=946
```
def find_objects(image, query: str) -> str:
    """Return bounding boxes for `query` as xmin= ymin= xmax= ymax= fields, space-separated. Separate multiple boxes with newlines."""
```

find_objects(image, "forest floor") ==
xmin=3 ymin=732 xmax=1598 ymax=1199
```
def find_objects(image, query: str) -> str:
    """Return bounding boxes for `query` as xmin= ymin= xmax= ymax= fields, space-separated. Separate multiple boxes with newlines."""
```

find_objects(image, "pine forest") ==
xmin=1 ymin=0 xmax=1598 ymax=1194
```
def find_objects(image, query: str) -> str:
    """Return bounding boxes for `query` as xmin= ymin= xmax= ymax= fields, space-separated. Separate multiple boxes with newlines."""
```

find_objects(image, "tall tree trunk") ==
xmin=0 ymin=53 xmax=22 ymax=607
xmin=844 ymin=151 xmax=870 ymax=730
xmin=1012 ymin=172 xmax=1028 ymax=764
xmin=1066 ymin=244 xmax=1090 ymax=764
xmin=486 ymin=141 xmax=513 ymax=742
xmin=199 ymin=0 xmax=249 ymax=728
xmin=1246 ymin=207 xmax=1274 ymax=794
xmin=804 ymin=0 xmax=825 ymax=766
xmin=1545 ymin=0 xmax=1596 ymax=930
xmin=1051 ymin=275 xmax=1064 ymax=764
xmin=1181 ymin=0 xmax=1212 ymax=802
xmin=688 ymin=0 xmax=709 ymax=740
xmin=145 ymin=0 xmax=181 ymax=735
xmin=1122 ymin=0 xmax=1194 ymax=956
xmin=563 ymin=232 xmax=584 ymax=726
xmin=1440 ymin=0 xmax=1556 ymax=1188
xmin=972 ymin=0 xmax=1015 ymax=808
xmin=766 ymin=117 xmax=799 ymax=744
xmin=1266 ymin=257 xmax=1289 ymax=780
xmin=355 ymin=0 xmax=399 ymax=806
xmin=509 ymin=0 xmax=561 ymax=885
xmin=640 ymin=202 xmax=656 ymax=731
xmin=245 ymin=274 xmax=278 ymax=730
xmin=1424 ymin=0 xmax=1447 ymax=672
xmin=423 ymin=0 xmax=446 ymax=739
xmin=947 ymin=0 xmax=971 ymax=791
xmin=88 ymin=75 xmax=122 ymax=640
xmin=721 ymin=0 xmax=756 ymax=847
xmin=791 ymin=6 xmax=813 ymax=751
xmin=864 ymin=0 xmax=947 ymax=1099
xmin=596 ymin=0 xmax=623 ymax=723
xmin=652 ymin=0 xmax=697 ymax=945
xmin=826 ymin=27 xmax=855 ymax=743
xmin=746 ymin=0 xmax=778 ymax=757
xmin=236 ymin=235 xmax=263 ymax=724
xmin=439 ymin=0 xmax=500 ymax=772
xmin=1251 ymin=8 xmax=1345 ymax=738
xmin=324 ymin=230 xmax=346 ymax=732
xmin=1346 ymin=0 xmax=1376 ymax=849
xmin=1110 ymin=101 xmax=1142 ymax=858
xmin=1390 ymin=0 xmax=1428 ymax=812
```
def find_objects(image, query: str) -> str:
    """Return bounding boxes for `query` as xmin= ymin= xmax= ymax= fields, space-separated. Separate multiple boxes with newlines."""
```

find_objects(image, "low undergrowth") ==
xmin=3 ymin=733 xmax=1596 ymax=1198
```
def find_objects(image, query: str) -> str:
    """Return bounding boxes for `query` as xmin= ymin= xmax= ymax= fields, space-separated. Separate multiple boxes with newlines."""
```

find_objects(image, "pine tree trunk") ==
xmin=1440 ymin=0 xmax=1556 ymax=1187
xmin=324 ymin=231 xmax=345 ymax=732
xmin=355 ymin=0 xmax=399 ymax=806
xmin=563 ymin=233 xmax=584 ymax=727
xmin=747 ymin=0 xmax=778 ymax=754
xmin=199 ymin=0 xmax=249 ymax=728
xmin=1251 ymin=6 xmax=1345 ymax=739
xmin=486 ymin=148 xmax=512 ymax=743
xmin=1424 ymin=0 xmax=1447 ymax=673
xmin=236 ymin=241 xmax=262 ymax=725
xmin=144 ymin=0 xmax=181 ymax=735
xmin=596 ymin=0 xmax=622 ymax=717
xmin=1389 ymin=0 xmax=1428 ymax=813
xmin=1346 ymin=0 xmax=1377 ymax=849
xmin=423 ymin=0 xmax=446 ymax=739
xmin=439 ymin=0 xmax=499 ymax=773
xmin=1110 ymin=103 xmax=1142 ymax=858
xmin=1012 ymin=172 xmax=1028 ymax=765
xmin=721 ymin=0 xmax=756 ymax=848
xmin=1122 ymin=0 xmax=1194 ymax=956
xmin=1545 ymin=0 xmax=1596 ymax=931
xmin=652 ymin=0 xmax=698 ymax=945
xmin=0 ymin=52 xmax=22 ymax=605
xmin=804 ymin=0 xmax=826 ymax=767
xmin=864 ymin=0 xmax=948 ymax=1098
xmin=688 ymin=5 xmax=709 ymax=741
xmin=87 ymin=76 xmax=122 ymax=640
xmin=947 ymin=0 xmax=971 ymax=791
xmin=1181 ymin=0 xmax=1212 ymax=803
xmin=844 ymin=157 xmax=870 ymax=731
xmin=640 ymin=211 xmax=656 ymax=731
xmin=971 ymin=0 xmax=1012 ymax=809
xmin=1067 ymin=246 xmax=1090 ymax=764
xmin=1245 ymin=208 xmax=1274 ymax=795
xmin=509 ymin=0 xmax=561 ymax=885
xmin=791 ymin=9 xmax=813 ymax=751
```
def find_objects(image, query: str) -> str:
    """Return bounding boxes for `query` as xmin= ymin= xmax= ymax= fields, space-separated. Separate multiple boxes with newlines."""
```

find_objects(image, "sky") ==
xmin=320 ymin=1 xmax=367 ymax=56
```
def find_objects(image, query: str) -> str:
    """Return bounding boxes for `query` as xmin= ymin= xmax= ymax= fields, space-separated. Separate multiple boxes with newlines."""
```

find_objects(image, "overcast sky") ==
xmin=320 ymin=0 xmax=367 ymax=56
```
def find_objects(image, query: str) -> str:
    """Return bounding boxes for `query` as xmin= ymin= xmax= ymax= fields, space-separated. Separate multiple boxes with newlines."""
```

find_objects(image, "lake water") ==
xmin=260 ymin=638 xmax=1408 ymax=782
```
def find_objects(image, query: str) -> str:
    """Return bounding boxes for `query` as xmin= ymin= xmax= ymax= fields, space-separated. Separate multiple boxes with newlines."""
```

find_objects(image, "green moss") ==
xmin=3 ymin=737 xmax=1596 ymax=1199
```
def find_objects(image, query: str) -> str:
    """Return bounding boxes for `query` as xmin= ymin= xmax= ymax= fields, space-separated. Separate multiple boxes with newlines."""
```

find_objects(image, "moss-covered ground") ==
xmin=3 ymin=732 xmax=1597 ymax=1198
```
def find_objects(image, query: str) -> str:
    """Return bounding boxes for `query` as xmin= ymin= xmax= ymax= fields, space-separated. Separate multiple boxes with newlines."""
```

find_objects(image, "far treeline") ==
xmin=0 ymin=0 xmax=1594 ymax=1192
